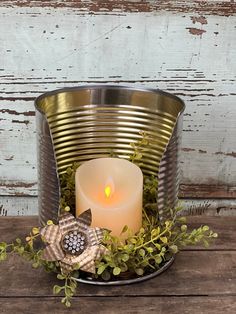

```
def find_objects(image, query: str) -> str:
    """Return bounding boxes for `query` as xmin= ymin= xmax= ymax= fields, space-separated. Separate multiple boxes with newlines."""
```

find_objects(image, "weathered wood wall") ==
xmin=0 ymin=1 xmax=236 ymax=215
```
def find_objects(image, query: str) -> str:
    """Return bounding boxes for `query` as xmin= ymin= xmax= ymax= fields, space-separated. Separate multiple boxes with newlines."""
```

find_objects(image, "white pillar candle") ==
xmin=75 ymin=158 xmax=143 ymax=237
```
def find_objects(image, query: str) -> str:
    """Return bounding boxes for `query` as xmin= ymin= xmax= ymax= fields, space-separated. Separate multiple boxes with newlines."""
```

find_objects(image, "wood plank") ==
xmin=0 ymin=91 xmax=235 ymax=198
xmin=0 ymin=95 xmax=236 ymax=198
xmin=0 ymin=100 xmax=37 ymax=196
xmin=1 ymin=296 xmax=236 ymax=314
xmin=182 ymin=199 xmax=236 ymax=216
xmin=0 ymin=196 xmax=38 ymax=216
xmin=185 ymin=216 xmax=236 ymax=250
xmin=0 ymin=251 xmax=235 ymax=297
xmin=0 ymin=7 xmax=235 ymax=199
xmin=1 ymin=216 xmax=235 ymax=250
xmin=1 ymin=1 xmax=236 ymax=16
xmin=1 ymin=196 xmax=236 ymax=216
xmin=180 ymin=185 xmax=236 ymax=199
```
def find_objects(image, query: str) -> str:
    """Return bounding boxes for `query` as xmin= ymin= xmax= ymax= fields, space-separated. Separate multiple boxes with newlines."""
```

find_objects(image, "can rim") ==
xmin=34 ymin=84 xmax=185 ymax=114
xmin=72 ymin=256 xmax=175 ymax=286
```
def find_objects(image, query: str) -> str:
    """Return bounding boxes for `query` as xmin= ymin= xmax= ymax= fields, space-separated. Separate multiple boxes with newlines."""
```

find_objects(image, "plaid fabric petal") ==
xmin=77 ymin=209 xmax=92 ymax=232
xmin=88 ymin=227 xmax=104 ymax=246
xmin=42 ymin=242 xmax=65 ymax=261
xmin=59 ymin=213 xmax=78 ymax=235
xmin=40 ymin=225 xmax=61 ymax=244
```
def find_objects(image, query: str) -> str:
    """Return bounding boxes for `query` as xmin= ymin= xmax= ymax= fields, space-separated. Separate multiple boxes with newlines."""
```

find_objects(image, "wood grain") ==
xmin=0 ymin=216 xmax=235 ymax=313
xmin=1 ymin=216 xmax=236 ymax=250
xmin=1 ymin=1 xmax=236 ymax=16
xmin=0 ymin=196 xmax=38 ymax=216
xmin=0 ymin=4 xmax=235 ymax=210
xmin=1 ymin=196 xmax=236 ymax=216
xmin=1 ymin=297 xmax=236 ymax=314
xmin=0 ymin=251 xmax=235 ymax=297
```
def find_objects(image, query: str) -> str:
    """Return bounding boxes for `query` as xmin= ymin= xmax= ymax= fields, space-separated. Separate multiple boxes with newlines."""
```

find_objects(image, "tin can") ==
xmin=35 ymin=85 xmax=185 ymax=226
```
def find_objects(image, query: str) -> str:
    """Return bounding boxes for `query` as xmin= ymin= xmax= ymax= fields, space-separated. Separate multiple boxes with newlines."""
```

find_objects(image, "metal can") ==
xmin=35 ymin=85 xmax=185 ymax=225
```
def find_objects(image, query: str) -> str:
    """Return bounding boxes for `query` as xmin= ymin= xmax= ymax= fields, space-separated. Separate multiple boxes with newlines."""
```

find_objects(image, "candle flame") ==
xmin=105 ymin=185 xmax=112 ymax=198
xmin=104 ymin=177 xmax=114 ymax=199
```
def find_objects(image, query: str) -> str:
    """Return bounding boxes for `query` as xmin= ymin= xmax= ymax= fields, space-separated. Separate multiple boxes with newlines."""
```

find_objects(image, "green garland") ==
xmin=0 ymin=134 xmax=217 ymax=307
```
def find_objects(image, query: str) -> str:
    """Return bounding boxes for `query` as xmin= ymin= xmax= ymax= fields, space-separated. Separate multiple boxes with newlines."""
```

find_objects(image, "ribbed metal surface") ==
xmin=36 ymin=110 xmax=60 ymax=225
xmin=35 ymin=85 xmax=185 ymax=224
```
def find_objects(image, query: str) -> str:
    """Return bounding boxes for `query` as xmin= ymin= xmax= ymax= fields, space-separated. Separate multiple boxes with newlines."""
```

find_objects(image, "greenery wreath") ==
xmin=0 ymin=134 xmax=217 ymax=307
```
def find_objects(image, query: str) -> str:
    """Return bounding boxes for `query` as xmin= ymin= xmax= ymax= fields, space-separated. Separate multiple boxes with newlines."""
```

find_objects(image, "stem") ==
xmin=143 ymin=208 xmax=151 ymax=225
xmin=134 ymin=226 xmax=171 ymax=251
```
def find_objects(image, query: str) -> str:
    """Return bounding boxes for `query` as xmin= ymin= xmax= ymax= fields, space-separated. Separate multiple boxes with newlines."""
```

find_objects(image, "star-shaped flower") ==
xmin=40 ymin=209 xmax=108 ymax=275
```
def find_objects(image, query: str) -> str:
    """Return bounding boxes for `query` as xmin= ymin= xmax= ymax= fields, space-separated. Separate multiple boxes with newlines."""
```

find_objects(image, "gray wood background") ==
xmin=0 ymin=1 xmax=235 ymax=216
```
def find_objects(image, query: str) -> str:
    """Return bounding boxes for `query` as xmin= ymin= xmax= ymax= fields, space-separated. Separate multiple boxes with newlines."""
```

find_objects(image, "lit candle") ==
xmin=75 ymin=158 xmax=143 ymax=237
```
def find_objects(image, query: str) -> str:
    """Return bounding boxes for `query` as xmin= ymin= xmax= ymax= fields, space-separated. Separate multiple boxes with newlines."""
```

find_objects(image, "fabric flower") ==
xmin=40 ymin=209 xmax=108 ymax=275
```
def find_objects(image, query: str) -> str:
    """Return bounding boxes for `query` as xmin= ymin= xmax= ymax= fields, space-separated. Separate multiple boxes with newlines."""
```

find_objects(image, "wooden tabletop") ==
xmin=0 ymin=216 xmax=235 ymax=313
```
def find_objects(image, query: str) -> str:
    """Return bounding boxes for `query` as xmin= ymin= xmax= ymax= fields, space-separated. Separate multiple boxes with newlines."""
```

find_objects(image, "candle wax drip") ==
xmin=61 ymin=230 xmax=87 ymax=256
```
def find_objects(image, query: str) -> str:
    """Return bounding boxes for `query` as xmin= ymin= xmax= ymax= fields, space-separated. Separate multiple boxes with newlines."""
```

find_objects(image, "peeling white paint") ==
xmin=0 ymin=5 xmax=235 ymax=213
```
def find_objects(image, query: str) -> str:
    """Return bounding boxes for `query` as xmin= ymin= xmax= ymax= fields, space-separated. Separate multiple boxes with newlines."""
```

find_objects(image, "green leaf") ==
xmin=113 ymin=267 xmax=121 ymax=276
xmin=154 ymin=243 xmax=161 ymax=250
xmin=130 ymin=238 xmax=137 ymax=244
xmin=65 ymin=287 xmax=73 ymax=297
xmin=135 ymin=268 xmax=144 ymax=276
xmin=124 ymin=244 xmax=134 ymax=251
xmin=97 ymin=264 xmax=106 ymax=275
xmin=146 ymin=247 xmax=154 ymax=253
xmin=65 ymin=300 xmax=71 ymax=307
xmin=160 ymin=237 xmax=168 ymax=244
xmin=120 ymin=263 xmax=128 ymax=272
xmin=32 ymin=227 xmax=39 ymax=235
xmin=155 ymin=255 xmax=162 ymax=264
xmin=18 ymin=247 xmax=24 ymax=254
xmin=15 ymin=238 xmax=22 ymax=244
xmin=181 ymin=225 xmax=187 ymax=232
xmin=0 ymin=252 xmax=7 ymax=261
xmin=139 ymin=249 xmax=145 ymax=257
xmin=178 ymin=217 xmax=187 ymax=223
xmin=64 ymin=206 xmax=70 ymax=212
xmin=121 ymin=254 xmax=129 ymax=262
xmin=202 ymin=225 xmax=209 ymax=232
xmin=61 ymin=297 xmax=66 ymax=304
xmin=169 ymin=245 xmax=178 ymax=254
xmin=121 ymin=225 xmax=128 ymax=234
xmin=151 ymin=228 xmax=160 ymax=237
xmin=57 ymin=274 xmax=65 ymax=280
xmin=165 ymin=221 xmax=171 ymax=228
xmin=32 ymin=262 xmax=39 ymax=269
xmin=0 ymin=242 xmax=7 ymax=249
xmin=203 ymin=239 xmax=209 ymax=248
xmin=53 ymin=285 xmax=62 ymax=295
xmin=73 ymin=263 xmax=80 ymax=270
xmin=101 ymin=270 xmax=111 ymax=281
xmin=139 ymin=227 xmax=145 ymax=234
